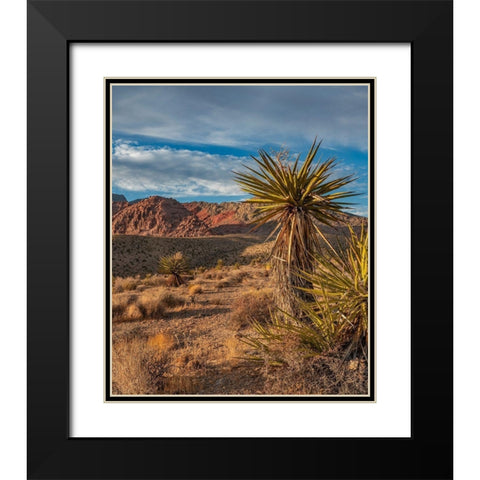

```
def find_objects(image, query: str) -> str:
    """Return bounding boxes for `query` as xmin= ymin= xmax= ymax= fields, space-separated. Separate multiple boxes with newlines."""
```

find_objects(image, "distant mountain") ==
xmin=183 ymin=201 xmax=271 ymax=235
xmin=112 ymin=193 xmax=127 ymax=202
xmin=112 ymin=194 xmax=128 ymax=216
xmin=112 ymin=196 xmax=211 ymax=237
xmin=112 ymin=194 xmax=366 ymax=237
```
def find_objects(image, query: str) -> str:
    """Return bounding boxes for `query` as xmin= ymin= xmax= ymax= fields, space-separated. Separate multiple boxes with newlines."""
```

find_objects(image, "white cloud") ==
xmin=112 ymin=142 xmax=368 ymax=204
xmin=112 ymin=143 xmax=249 ymax=196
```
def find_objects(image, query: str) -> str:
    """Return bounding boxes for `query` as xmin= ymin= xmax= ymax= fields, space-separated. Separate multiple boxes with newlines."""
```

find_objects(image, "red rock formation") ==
xmin=112 ymin=201 xmax=128 ymax=216
xmin=112 ymin=196 xmax=211 ymax=237
xmin=112 ymin=195 xmax=367 ymax=237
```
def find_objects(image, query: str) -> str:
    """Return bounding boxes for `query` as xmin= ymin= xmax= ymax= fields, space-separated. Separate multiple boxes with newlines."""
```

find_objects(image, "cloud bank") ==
xmin=112 ymin=140 xmax=367 ymax=203
xmin=113 ymin=142 xmax=250 ymax=197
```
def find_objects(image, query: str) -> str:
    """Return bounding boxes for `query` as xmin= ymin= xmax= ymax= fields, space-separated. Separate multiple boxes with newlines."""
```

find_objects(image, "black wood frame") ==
xmin=104 ymin=77 xmax=376 ymax=402
xmin=27 ymin=1 xmax=453 ymax=478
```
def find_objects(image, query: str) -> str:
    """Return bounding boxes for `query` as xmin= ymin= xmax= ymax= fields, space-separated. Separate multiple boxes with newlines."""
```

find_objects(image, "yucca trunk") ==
xmin=170 ymin=273 xmax=184 ymax=287
xmin=272 ymin=209 xmax=320 ymax=315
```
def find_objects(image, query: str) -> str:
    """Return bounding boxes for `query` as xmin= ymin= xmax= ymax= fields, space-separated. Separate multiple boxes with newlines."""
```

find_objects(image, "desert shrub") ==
xmin=158 ymin=290 xmax=184 ymax=308
xmin=143 ymin=274 xmax=167 ymax=287
xmin=215 ymin=279 xmax=231 ymax=289
xmin=138 ymin=293 xmax=166 ymax=319
xmin=112 ymin=295 xmax=130 ymax=321
xmin=233 ymin=262 xmax=240 ymax=270
xmin=230 ymin=288 xmax=274 ymax=328
xmin=113 ymin=276 xmax=138 ymax=293
xmin=215 ymin=259 xmax=224 ymax=270
xmin=123 ymin=303 xmax=143 ymax=322
xmin=188 ymin=284 xmax=203 ymax=295
xmin=228 ymin=272 xmax=246 ymax=284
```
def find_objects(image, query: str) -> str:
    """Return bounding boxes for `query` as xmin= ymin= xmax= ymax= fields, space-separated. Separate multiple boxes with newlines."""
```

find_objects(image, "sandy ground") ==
xmin=112 ymin=266 xmax=273 ymax=395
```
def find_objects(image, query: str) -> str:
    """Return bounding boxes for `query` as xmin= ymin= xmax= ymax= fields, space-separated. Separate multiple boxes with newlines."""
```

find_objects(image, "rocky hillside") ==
xmin=183 ymin=201 xmax=271 ymax=235
xmin=112 ymin=195 xmax=366 ymax=237
xmin=112 ymin=196 xmax=211 ymax=237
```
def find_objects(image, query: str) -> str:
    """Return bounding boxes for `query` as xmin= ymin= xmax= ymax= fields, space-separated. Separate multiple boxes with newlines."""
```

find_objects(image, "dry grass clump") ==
xmin=224 ymin=336 xmax=243 ymax=366
xmin=215 ymin=279 xmax=231 ymax=289
xmin=142 ymin=274 xmax=167 ymax=288
xmin=262 ymin=348 xmax=368 ymax=395
xmin=228 ymin=271 xmax=249 ymax=284
xmin=158 ymin=290 xmax=185 ymax=308
xmin=124 ymin=303 xmax=143 ymax=322
xmin=112 ymin=337 xmax=158 ymax=395
xmin=147 ymin=332 xmax=176 ymax=355
xmin=112 ymin=295 xmax=143 ymax=322
xmin=112 ymin=286 xmax=186 ymax=323
xmin=188 ymin=283 xmax=203 ymax=296
xmin=137 ymin=292 xmax=166 ymax=319
xmin=112 ymin=295 xmax=131 ymax=321
xmin=113 ymin=276 xmax=139 ymax=293
xmin=230 ymin=288 xmax=274 ymax=328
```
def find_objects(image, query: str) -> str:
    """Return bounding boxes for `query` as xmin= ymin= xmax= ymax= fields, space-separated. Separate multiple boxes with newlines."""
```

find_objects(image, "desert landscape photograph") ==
xmin=107 ymin=80 xmax=373 ymax=398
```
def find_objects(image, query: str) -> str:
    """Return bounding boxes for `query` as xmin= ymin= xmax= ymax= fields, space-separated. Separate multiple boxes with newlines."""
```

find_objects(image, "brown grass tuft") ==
xmin=113 ymin=276 xmax=139 ymax=293
xmin=158 ymin=290 xmax=184 ymax=308
xmin=142 ymin=274 xmax=167 ymax=288
xmin=215 ymin=278 xmax=232 ymax=289
xmin=230 ymin=288 xmax=274 ymax=328
xmin=112 ymin=337 xmax=158 ymax=394
xmin=147 ymin=333 xmax=176 ymax=355
xmin=124 ymin=303 xmax=143 ymax=322
xmin=138 ymin=292 xmax=166 ymax=319
xmin=188 ymin=284 xmax=203 ymax=295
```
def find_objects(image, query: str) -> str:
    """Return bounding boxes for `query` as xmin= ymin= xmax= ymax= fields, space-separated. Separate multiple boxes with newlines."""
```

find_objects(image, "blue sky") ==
xmin=112 ymin=85 xmax=369 ymax=216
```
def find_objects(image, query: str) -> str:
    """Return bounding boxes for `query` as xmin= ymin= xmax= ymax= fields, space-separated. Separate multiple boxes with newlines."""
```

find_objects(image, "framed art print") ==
xmin=105 ymin=78 xmax=375 ymax=401
xmin=28 ymin=1 xmax=453 ymax=479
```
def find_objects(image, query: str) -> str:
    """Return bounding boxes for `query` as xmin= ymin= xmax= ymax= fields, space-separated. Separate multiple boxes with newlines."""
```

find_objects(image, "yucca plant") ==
xmin=158 ymin=252 xmax=189 ymax=287
xmin=299 ymin=225 xmax=369 ymax=358
xmin=234 ymin=138 xmax=357 ymax=314
xmin=242 ymin=225 xmax=368 ymax=362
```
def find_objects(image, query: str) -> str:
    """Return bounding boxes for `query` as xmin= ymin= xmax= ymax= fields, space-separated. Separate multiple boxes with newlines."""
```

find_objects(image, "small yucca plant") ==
xmin=234 ymin=138 xmax=356 ymax=314
xmin=158 ymin=252 xmax=189 ymax=287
